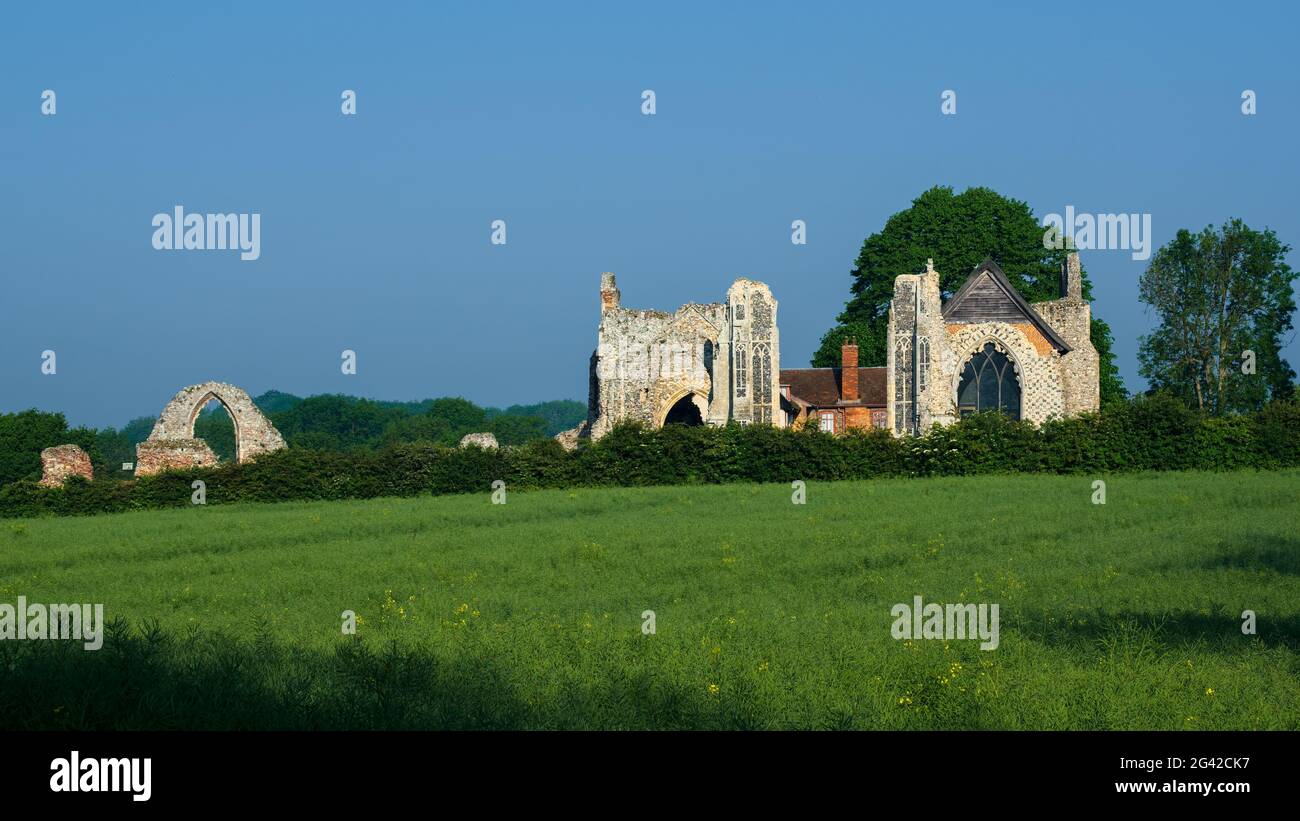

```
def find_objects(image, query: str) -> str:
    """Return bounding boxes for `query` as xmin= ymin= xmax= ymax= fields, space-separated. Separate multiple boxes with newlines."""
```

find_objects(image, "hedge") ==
xmin=3 ymin=394 xmax=1298 ymax=519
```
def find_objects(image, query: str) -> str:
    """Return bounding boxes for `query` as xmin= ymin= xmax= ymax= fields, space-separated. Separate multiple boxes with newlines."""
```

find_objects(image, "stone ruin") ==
xmin=458 ymin=432 xmax=499 ymax=449
xmin=557 ymin=272 xmax=782 ymax=448
xmin=135 ymin=381 xmax=286 ymax=477
xmin=39 ymin=444 xmax=94 ymax=487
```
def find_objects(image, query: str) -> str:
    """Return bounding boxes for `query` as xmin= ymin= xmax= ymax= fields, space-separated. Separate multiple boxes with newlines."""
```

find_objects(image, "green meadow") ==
xmin=2 ymin=470 xmax=1298 ymax=730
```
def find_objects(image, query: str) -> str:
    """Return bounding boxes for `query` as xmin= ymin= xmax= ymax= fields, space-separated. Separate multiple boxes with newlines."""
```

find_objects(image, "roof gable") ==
xmin=942 ymin=259 xmax=1071 ymax=353
xmin=779 ymin=367 xmax=886 ymax=406
xmin=665 ymin=304 xmax=723 ymax=337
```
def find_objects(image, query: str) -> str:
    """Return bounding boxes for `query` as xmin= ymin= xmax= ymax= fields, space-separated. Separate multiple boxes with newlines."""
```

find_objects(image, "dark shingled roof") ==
xmin=943 ymin=258 xmax=1072 ymax=353
xmin=780 ymin=366 xmax=886 ymax=407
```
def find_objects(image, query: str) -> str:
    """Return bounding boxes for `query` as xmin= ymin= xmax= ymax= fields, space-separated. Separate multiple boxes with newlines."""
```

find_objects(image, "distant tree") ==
xmin=270 ymin=395 xmax=405 ymax=450
xmin=814 ymin=185 xmax=1126 ymax=403
xmin=378 ymin=414 xmax=455 ymax=446
xmin=488 ymin=400 xmax=587 ymax=436
xmin=82 ymin=391 xmax=577 ymax=455
xmin=0 ymin=410 xmax=101 ymax=485
xmin=1139 ymin=219 xmax=1296 ymax=414
xmin=426 ymin=397 xmax=487 ymax=432
xmin=488 ymin=414 xmax=549 ymax=445
xmin=194 ymin=404 xmax=236 ymax=461
xmin=91 ymin=416 xmax=156 ymax=478
xmin=252 ymin=390 xmax=303 ymax=415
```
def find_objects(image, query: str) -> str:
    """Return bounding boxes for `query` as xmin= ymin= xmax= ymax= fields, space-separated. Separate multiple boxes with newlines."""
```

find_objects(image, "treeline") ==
xmin=4 ymin=394 xmax=1297 ymax=519
xmin=0 ymin=392 xmax=586 ymax=485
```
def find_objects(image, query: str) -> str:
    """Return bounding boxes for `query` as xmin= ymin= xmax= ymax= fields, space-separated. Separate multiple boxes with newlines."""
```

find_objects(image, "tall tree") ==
xmin=0 ymin=410 xmax=101 ymax=485
xmin=1138 ymin=219 xmax=1296 ymax=414
xmin=814 ymin=185 xmax=1126 ymax=403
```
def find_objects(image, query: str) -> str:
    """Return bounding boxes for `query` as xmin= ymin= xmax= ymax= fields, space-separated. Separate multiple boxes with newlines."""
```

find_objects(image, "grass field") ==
xmin=2 ymin=470 xmax=1298 ymax=730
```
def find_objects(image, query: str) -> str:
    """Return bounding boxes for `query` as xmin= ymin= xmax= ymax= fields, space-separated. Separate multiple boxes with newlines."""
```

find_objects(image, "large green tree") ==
xmin=1138 ymin=219 xmax=1296 ymax=414
xmin=814 ymin=186 xmax=1126 ymax=403
xmin=0 ymin=410 xmax=101 ymax=485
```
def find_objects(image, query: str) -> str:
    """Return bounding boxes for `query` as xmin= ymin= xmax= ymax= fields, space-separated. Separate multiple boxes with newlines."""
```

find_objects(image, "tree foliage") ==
xmin=1138 ymin=219 xmax=1296 ymax=414
xmin=814 ymin=185 xmax=1126 ymax=403
xmin=0 ymin=410 xmax=101 ymax=485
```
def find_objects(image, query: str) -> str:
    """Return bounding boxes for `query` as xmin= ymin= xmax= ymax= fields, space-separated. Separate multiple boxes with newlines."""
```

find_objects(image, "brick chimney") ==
xmin=841 ymin=339 xmax=859 ymax=402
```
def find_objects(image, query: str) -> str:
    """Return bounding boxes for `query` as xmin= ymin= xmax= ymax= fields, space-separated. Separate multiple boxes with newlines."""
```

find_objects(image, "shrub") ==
xmin=4 ymin=398 xmax=1297 ymax=519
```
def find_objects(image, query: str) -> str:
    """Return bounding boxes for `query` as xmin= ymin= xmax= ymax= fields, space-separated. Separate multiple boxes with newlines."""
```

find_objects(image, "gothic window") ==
xmin=750 ymin=294 xmax=772 ymax=340
xmin=894 ymin=341 xmax=910 ymax=401
xmin=736 ymin=348 xmax=747 ymax=397
xmin=918 ymin=337 xmax=930 ymax=392
xmin=734 ymin=301 xmax=745 ymax=320
xmin=752 ymin=342 xmax=772 ymax=423
xmin=957 ymin=343 xmax=1021 ymax=419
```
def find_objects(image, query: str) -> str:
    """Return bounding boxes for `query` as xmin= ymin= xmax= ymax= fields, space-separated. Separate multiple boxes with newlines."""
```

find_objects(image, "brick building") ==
xmin=780 ymin=342 xmax=887 ymax=432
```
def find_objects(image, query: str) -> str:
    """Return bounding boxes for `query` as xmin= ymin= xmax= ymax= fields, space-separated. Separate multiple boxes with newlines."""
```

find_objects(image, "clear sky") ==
xmin=3 ymin=1 xmax=1297 ymax=429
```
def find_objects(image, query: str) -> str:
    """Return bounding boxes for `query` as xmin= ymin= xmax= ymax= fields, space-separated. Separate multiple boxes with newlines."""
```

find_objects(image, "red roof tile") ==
xmin=780 ymin=367 xmax=886 ymax=406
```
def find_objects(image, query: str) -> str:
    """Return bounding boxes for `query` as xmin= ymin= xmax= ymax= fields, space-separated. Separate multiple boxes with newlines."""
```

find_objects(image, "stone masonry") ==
xmin=39 ymin=444 xmax=93 ymax=487
xmin=564 ymin=273 xmax=782 ymax=443
xmin=136 ymin=381 xmax=286 ymax=476
xmin=886 ymin=254 xmax=1099 ymax=433
xmin=1031 ymin=253 xmax=1101 ymax=415
xmin=134 ymin=438 xmax=219 ymax=475
xmin=459 ymin=432 xmax=499 ymax=449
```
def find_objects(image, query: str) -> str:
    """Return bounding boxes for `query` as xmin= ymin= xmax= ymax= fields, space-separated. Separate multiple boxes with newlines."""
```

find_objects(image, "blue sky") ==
xmin=2 ymin=1 xmax=1297 ymax=428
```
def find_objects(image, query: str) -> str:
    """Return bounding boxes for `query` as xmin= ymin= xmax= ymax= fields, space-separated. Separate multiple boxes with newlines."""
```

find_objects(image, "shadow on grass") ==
xmin=0 ymin=619 xmax=758 ymax=731
xmin=1016 ymin=607 xmax=1300 ymax=654
xmin=1198 ymin=535 xmax=1300 ymax=576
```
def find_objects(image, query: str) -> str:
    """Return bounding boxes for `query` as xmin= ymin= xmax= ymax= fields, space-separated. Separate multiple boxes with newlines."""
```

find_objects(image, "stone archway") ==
xmin=659 ymin=391 xmax=708 ymax=427
xmin=956 ymin=341 xmax=1022 ymax=419
xmin=135 ymin=381 xmax=286 ymax=476
xmin=945 ymin=324 xmax=1065 ymax=424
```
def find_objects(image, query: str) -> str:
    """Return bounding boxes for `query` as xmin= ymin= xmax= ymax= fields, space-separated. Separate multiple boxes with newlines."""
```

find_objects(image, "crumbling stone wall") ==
xmin=39 ymin=444 xmax=93 ymax=487
xmin=886 ymin=263 xmax=949 ymax=433
xmin=459 ymin=432 xmax=499 ymax=449
xmin=136 ymin=381 xmax=285 ymax=476
xmin=1032 ymin=254 xmax=1100 ymax=415
xmin=135 ymin=439 xmax=218 ymax=475
xmin=575 ymin=273 xmax=782 ymax=441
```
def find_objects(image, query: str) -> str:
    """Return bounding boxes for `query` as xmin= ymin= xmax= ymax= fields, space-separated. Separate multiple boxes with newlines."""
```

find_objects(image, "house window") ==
xmin=820 ymin=412 xmax=835 ymax=432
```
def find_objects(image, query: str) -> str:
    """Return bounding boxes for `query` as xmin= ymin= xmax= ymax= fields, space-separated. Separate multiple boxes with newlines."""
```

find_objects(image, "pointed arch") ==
xmin=145 ymin=381 xmax=286 ymax=465
xmin=954 ymin=340 xmax=1022 ymax=419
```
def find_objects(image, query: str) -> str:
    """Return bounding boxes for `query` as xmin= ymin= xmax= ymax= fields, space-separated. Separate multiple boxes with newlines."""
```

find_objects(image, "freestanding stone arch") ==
xmin=135 ymin=381 xmax=286 ymax=476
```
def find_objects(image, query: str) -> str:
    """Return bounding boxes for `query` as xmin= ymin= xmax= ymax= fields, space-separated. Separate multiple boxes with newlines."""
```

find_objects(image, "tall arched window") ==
xmin=736 ymin=348 xmax=748 ymax=397
xmin=918 ymin=337 xmax=930 ymax=392
xmin=752 ymin=342 xmax=771 ymax=423
xmin=957 ymin=343 xmax=1020 ymax=419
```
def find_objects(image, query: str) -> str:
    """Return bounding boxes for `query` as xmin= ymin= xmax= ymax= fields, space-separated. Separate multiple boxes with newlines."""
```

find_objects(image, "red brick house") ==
xmin=780 ymin=341 xmax=888 ymax=433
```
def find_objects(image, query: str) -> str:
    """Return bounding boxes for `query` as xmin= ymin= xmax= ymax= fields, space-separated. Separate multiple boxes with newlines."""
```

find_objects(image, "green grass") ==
xmin=2 ymin=470 xmax=1298 ymax=729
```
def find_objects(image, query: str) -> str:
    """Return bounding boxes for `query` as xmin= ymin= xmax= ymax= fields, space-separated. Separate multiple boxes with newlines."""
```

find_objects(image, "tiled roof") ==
xmin=780 ymin=366 xmax=886 ymax=406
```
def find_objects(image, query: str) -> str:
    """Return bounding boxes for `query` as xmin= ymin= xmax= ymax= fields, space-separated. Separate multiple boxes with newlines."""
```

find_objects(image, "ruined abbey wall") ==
xmin=39 ymin=444 xmax=93 ymax=487
xmin=579 ymin=273 xmax=781 ymax=440
xmin=136 ymin=381 xmax=285 ymax=476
